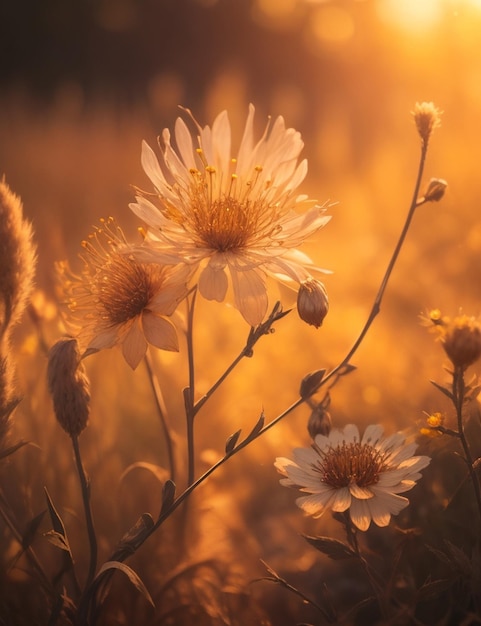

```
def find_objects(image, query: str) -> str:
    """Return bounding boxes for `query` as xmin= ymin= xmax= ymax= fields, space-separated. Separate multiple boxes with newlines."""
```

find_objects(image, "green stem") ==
xmin=72 ymin=434 xmax=97 ymax=588
xmin=143 ymin=351 xmax=176 ymax=483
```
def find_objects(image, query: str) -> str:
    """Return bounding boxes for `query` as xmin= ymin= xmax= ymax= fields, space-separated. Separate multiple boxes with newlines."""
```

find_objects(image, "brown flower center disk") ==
xmin=316 ymin=443 xmax=388 ymax=489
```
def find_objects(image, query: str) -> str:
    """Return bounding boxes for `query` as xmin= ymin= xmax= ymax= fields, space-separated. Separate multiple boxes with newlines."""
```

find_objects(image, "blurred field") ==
xmin=2 ymin=1 xmax=481 ymax=624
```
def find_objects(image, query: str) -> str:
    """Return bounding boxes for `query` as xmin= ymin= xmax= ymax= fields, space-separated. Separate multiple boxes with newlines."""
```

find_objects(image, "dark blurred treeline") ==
xmin=0 ymin=0 xmax=316 ymax=107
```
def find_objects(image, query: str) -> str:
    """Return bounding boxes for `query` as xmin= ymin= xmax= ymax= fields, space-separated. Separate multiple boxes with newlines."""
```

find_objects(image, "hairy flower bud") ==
xmin=412 ymin=101 xmax=442 ymax=146
xmin=47 ymin=338 xmax=90 ymax=437
xmin=297 ymin=279 xmax=329 ymax=328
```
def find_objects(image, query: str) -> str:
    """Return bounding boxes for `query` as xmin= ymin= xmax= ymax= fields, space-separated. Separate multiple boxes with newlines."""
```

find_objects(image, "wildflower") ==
xmin=47 ymin=338 xmax=90 ymax=437
xmin=297 ymin=278 xmax=329 ymax=328
xmin=425 ymin=309 xmax=481 ymax=370
xmin=275 ymin=424 xmax=430 ymax=531
xmin=59 ymin=218 xmax=190 ymax=369
xmin=420 ymin=412 xmax=444 ymax=438
xmin=412 ymin=101 xmax=442 ymax=146
xmin=129 ymin=105 xmax=331 ymax=326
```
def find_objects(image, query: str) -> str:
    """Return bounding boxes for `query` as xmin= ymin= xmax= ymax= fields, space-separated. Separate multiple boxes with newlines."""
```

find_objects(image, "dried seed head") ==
xmin=47 ymin=338 xmax=90 ymax=437
xmin=0 ymin=179 xmax=36 ymax=339
xmin=297 ymin=278 xmax=329 ymax=328
xmin=412 ymin=102 xmax=442 ymax=146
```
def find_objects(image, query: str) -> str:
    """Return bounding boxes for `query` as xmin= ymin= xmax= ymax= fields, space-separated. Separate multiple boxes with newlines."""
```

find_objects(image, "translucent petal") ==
xmin=296 ymin=490 xmax=335 ymax=517
xmin=198 ymin=263 xmax=228 ymax=302
xmin=331 ymin=487 xmax=351 ymax=512
xmin=361 ymin=424 xmax=384 ymax=446
xmin=230 ymin=265 xmax=268 ymax=326
xmin=142 ymin=312 xmax=179 ymax=352
xmin=174 ymin=117 xmax=196 ymax=170
xmin=349 ymin=498 xmax=371 ymax=531
xmin=350 ymin=483 xmax=374 ymax=500
xmin=122 ymin=319 xmax=148 ymax=369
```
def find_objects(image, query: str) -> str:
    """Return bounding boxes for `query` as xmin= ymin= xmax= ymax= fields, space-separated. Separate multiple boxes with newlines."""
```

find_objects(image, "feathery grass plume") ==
xmin=47 ymin=338 xmax=90 ymax=437
xmin=0 ymin=178 xmax=36 ymax=446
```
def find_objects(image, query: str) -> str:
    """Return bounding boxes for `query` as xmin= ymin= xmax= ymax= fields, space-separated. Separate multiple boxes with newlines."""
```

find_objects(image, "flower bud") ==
xmin=443 ymin=320 xmax=481 ymax=369
xmin=423 ymin=178 xmax=447 ymax=203
xmin=297 ymin=279 xmax=329 ymax=328
xmin=307 ymin=404 xmax=332 ymax=440
xmin=47 ymin=338 xmax=90 ymax=437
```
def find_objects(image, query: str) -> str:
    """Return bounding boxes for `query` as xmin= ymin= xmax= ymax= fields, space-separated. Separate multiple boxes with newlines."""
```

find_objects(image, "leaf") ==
xmin=336 ymin=363 xmax=357 ymax=378
xmin=430 ymin=380 xmax=454 ymax=400
xmin=119 ymin=462 xmax=169 ymax=486
xmin=245 ymin=412 xmax=265 ymax=442
xmin=303 ymin=535 xmax=356 ymax=560
xmin=160 ymin=479 xmax=176 ymax=516
xmin=44 ymin=487 xmax=68 ymax=538
xmin=96 ymin=561 xmax=155 ymax=607
xmin=22 ymin=510 xmax=46 ymax=550
xmin=44 ymin=530 xmax=71 ymax=552
xmin=43 ymin=487 xmax=73 ymax=560
xmin=0 ymin=440 xmax=30 ymax=460
xmin=417 ymin=578 xmax=454 ymax=601
xmin=225 ymin=429 xmax=241 ymax=455
xmin=110 ymin=513 xmax=154 ymax=561
xmin=299 ymin=369 xmax=326 ymax=399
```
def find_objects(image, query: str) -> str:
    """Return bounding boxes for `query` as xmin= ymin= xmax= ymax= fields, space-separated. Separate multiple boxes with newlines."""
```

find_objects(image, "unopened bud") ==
xmin=412 ymin=101 xmax=442 ymax=146
xmin=307 ymin=405 xmax=332 ymax=439
xmin=297 ymin=279 xmax=329 ymax=328
xmin=423 ymin=178 xmax=447 ymax=203
xmin=47 ymin=338 xmax=90 ymax=437
xmin=443 ymin=321 xmax=481 ymax=369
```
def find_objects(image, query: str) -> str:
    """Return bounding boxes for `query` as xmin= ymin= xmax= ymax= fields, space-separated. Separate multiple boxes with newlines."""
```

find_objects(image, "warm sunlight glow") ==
xmin=376 ymin=0 xmax=443 ymax=31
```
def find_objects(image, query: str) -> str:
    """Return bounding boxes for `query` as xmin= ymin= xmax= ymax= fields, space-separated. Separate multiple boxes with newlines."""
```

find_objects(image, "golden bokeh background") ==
xmin=2 ymin=1 xmax=481 ymax=623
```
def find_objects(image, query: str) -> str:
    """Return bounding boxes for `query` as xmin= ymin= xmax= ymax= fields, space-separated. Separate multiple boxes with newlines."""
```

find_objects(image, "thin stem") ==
xmin=143 ymin=350 xmax=176 ymax=483
xmin=344 ymin=514 xmax=388 ymax=619
xmin=71 ymin=434 xmax=97 ymax=588
xmin=185 ymin=287 xmax=198 ymax=486
xmin=84 ymin=136 xmax=434 ymax=584
xmin=452 ymin=366 xmax=481 ymax=527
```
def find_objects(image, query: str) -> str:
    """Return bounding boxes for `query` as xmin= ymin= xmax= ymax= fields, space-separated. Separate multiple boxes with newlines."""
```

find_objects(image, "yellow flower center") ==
xmin=95 ymin=255 xmax=161 ymax=325
xmin=182 ymin=168 xmax=280 ymax=252
xmin=316 ymin=442 xmax=388 ymax=489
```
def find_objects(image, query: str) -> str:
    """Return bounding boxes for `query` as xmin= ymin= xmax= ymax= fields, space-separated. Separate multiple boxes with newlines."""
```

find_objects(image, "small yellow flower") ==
xmin=420 ymin=412 xmax=444 ymax=438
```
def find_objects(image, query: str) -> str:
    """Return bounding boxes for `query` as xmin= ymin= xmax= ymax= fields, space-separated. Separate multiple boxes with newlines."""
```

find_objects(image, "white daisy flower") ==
xmin=59 ymin=218 xmax=190 ymax=370
xmin=275 ymin=424 xmax=430 ymax=531
xmin=129 ymin=104 xmax=331 ymax=326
